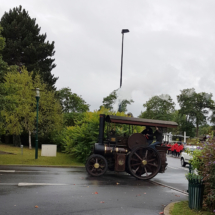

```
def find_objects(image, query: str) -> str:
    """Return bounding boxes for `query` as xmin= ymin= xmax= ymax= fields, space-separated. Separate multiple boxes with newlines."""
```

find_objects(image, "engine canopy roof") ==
xmin=105 ymin=115 xmax=178 ymax=128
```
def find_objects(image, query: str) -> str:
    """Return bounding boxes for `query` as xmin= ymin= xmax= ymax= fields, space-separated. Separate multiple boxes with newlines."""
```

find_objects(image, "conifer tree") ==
xmin=0 ymin=5 xmax=58 ymax=89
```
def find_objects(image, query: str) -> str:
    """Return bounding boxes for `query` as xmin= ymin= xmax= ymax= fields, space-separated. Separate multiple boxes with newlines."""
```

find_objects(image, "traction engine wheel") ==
xmin=128 ymin=146 xmax=161 ymax=180
xmin=86 ymin=154 xmax=108 ymax=177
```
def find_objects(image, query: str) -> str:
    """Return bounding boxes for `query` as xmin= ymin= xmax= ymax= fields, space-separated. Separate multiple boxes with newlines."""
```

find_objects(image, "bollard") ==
xmin=21 ymin=145 xmax=23 ymax=155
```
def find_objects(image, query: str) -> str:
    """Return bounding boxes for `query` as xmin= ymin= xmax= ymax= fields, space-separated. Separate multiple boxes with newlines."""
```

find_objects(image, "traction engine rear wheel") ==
xmin=86 ymin=154 xmax=108 ymax=177
xmin=128 ymin=146 xmax=161 ymax=180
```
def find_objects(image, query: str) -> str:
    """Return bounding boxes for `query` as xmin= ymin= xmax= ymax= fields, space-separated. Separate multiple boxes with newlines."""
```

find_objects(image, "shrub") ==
xmin=62 ymin=107 xmax=142 ymax=163
xmin=190 ymin=135 xmax=215 ymax=211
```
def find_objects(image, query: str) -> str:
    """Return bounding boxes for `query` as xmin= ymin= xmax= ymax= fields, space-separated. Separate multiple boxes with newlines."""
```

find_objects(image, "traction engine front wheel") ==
xmin=86 ymin=154 xmax=108 ymax=177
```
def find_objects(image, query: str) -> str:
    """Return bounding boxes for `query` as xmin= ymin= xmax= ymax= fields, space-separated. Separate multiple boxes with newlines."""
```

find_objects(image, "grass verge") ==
xmin=0 ymin=144 xmax=84 ymax=166
xmin=170 ymin=201 xmax=214 ymax=215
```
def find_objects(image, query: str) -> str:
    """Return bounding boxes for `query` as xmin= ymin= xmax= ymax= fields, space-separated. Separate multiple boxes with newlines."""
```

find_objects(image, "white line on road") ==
xmin=0 ymin=183 xmax=18 ymax=186
xmin=0 ymin=170 xmax=47 ymax=173
xmin=0 ymin=170 xmax=15 ymax=172
xmin=15 ymin=171 xmax=47 ymax=173
xmin=18 ymin=183 xmax=67 ymax=186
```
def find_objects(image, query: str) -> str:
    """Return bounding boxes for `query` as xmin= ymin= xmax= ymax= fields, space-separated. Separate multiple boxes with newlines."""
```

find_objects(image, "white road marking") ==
xmin=0 ymin=170 xmax=15 ymax=172
xmin=18 ymin=183 xmax=67 ymax=186
xmin=0 ymin=170 xmax=47 ymax=173
xmin=15 ymin=171 xmax=47 ymax=173
xmin=0 ymin=183 xmax=18 ymax=186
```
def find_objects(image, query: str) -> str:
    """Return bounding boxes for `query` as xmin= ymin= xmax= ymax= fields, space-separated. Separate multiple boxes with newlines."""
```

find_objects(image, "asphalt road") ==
xmin=0 ymin=156 xmax=188 ymax=215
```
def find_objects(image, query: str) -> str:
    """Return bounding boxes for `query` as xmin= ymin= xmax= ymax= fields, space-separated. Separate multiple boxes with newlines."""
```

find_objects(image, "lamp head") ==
xmin=35 ymin=88 xmax=40 ymax=98
xmin=121 ymin=29 xmax=129 ymax=34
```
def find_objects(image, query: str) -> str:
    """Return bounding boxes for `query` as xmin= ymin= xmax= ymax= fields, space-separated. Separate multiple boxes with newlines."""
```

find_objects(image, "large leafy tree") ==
xmin=100 ymin=89 xmax=134 ymax=112
xmin=0 ymin=24 xmax=14 ymax=135
xmin=0 ymin=25 xmax=7 ymax=114
xmin=177 ymin=88 xmax=215 ymax=137
xmin=171 ymin=110 xmax=195 ymax=137
xmin=0 ymin=25 xmax=7 ymax=78
xmin=2 ymin=67 xmax=62 ymax=148
xmin=56 ymin=87 xmax=90 ymax=113
xmin=56 ymin=87 xmax=90 ymax=127
xmin=139 ymin=94 xmax=175 ymax=121
xmin=0 ymin=5 xmax=58 ymax=89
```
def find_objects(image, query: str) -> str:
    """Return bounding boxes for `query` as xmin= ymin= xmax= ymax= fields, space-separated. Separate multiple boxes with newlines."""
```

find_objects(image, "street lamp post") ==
xmin=120 ymin=29 xmax=129 ymax=88
xmin=35 ymin=88 xmax=40 ymax=159
xmin=119 ymin=29 xmax=129 ymax=112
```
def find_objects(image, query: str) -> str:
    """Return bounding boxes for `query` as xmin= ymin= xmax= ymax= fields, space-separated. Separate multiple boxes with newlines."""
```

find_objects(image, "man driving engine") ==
xmin=141 ymin=126 xmax=153 ymax=145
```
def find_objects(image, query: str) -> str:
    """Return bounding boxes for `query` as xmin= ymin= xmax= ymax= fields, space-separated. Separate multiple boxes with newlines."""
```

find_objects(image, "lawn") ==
xmin=0 ymin=144 xmax=84 ymax=166
xmin=170 ymin=201 xmax=214 ymax=215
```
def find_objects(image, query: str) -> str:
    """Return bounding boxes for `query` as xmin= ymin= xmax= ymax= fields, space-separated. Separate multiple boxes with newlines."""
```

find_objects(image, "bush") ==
xmin=62 ymin=108 xmax=142 ymax=163
xmin=190 ymin=135 xmax=215 ymax=211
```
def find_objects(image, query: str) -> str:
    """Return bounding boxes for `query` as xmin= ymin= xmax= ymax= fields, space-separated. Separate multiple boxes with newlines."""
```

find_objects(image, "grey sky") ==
xmin=1 ymin=0 xmax=215 ymax=116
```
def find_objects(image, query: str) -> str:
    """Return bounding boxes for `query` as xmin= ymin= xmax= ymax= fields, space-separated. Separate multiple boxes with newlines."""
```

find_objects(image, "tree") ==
xmin=177 ymin=88 xmax=215 ymax=137
xmin=139 ymin=94 xmax=175 ymax=121
xmin=100 ymin=89 xmax=134 ymax=112
xmin=0 ymin=24 xmax=15 ymax=136
xmin=2 ymin=67 xmax=34 ymax=146
xmin=171 ymin=110 xmax=195 ymax=137
xmin=0 ymin=5 xmax=58 ymax=89
xmin=34 ymin=74 xmax=63 ymax=135
xmin=56 ymin=87 xmax=90 ymax=113
xmin=2 ymin=67 xmax=62 ymax=148
xmin=0 ymin=25 xmax=7 ymax=124
xmin=0 ymin=25 xmax=7 ymax=78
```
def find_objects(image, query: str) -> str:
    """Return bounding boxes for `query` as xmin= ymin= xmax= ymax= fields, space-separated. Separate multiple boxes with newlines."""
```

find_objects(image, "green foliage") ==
xmin=63 ymin=111 xmax=101 ymax=162
xmin=171 ymin=201 xmax=214 ymax=215
xmin=63 ymin=112 xmax=85 ymax=127
xmin=48 ymin=128 xmax=68 ymax=152
xmin=198 ymin=124 xmax=213 ymax=136
xmin=2 ymin=68 xmax=37 ymax=136
xmin=56 ymin=87 xmax=90 ymax=113
xmin=188 ymin=148 xmax=203 ymax=171
xmin=0 ymin=24 xmax=9 ymax=134
xmin=190 ymin=138 xmax=215 ymax=210
xmin=171 ymin=110 xmax=195 ymax=137
xmin=139 ymin=94 xmax=175 ymax=121
xmin=62 ymin=107 xmax=139 ymax=162
xmin=1 ymin=67 xmax=63 ymax=147
xmin=0 ymin=5 xmax=57 ymax=89
xmin=0 ymin=144 xmax=83 ymax=166
xmin=186 ymin=172 xmax=203 ymax=183
xmin=33 ymin=74 xmax=63 ymax=135
xmin=177 ymin=88 xmax=215 ymax=137
xmin=101 ymin=89 xmax=134 ymax=112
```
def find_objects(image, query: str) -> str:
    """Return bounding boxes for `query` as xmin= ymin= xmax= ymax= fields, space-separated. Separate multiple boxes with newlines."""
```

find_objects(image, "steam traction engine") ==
xmin=85 ymin=114 xmax=178 ymax=180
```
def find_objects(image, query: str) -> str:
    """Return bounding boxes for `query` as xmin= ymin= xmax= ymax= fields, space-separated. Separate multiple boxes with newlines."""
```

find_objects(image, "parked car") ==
xmin=180 ymin=145 xmax=197 ymax=167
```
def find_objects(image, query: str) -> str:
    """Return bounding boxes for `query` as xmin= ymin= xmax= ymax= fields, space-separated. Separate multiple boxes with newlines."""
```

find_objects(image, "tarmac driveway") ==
xmin=0 ymin=164 xmax=187 ymax=215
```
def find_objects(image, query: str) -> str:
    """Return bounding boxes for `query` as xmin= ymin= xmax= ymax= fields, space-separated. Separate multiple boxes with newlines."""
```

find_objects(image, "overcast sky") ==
xmin=1 ymin=0 xmax=215 ymax=117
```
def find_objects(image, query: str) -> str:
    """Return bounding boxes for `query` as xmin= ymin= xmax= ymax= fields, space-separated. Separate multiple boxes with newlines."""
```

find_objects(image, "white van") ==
xmin=180 ymin=145 xmax=197 ymax=167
